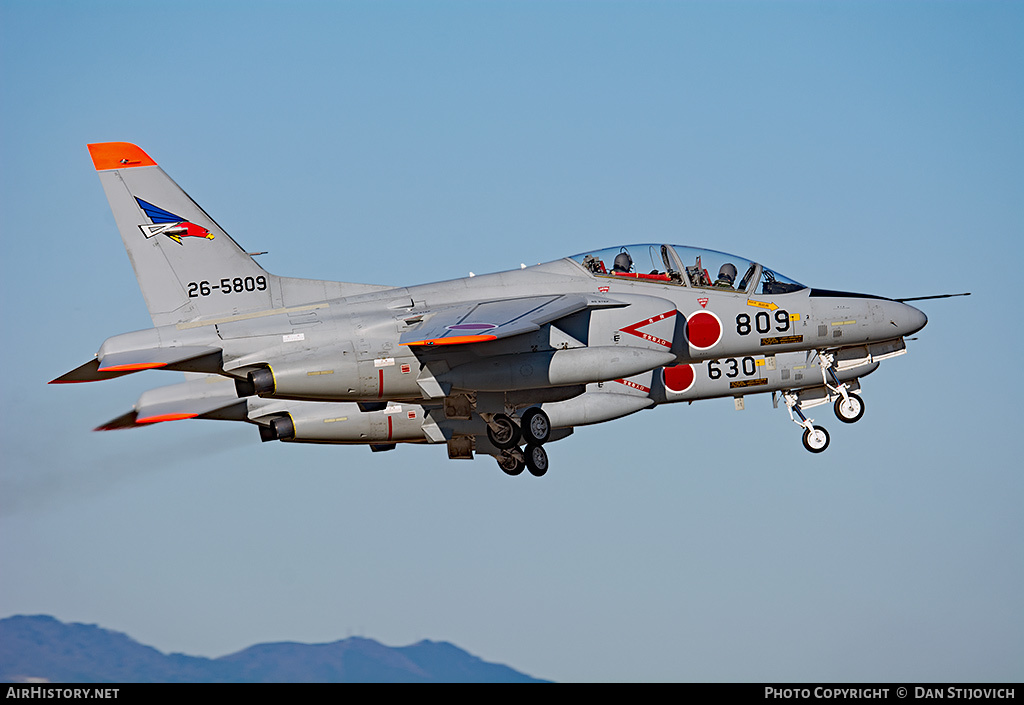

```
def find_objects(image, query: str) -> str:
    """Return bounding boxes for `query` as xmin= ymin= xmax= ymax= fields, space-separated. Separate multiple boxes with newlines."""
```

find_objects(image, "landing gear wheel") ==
xmin=497 ymin=454 xmax=525 ymax=476
xmin=486 ymin=413 xmax=521 ymax=450
xmin=834 ymin=395 xmax=865 ymax=424
xmin=802 ymin=426 xmax=830 ymax=454
xmin=520 ymin=407 xmax=551 ymax=445
xmin=524 ymin=444 xmax=549 ymax=477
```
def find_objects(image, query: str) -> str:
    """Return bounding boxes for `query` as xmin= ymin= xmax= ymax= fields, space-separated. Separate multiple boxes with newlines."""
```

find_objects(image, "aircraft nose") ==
xmin=894 ymin=301 xmax=928 ymax=336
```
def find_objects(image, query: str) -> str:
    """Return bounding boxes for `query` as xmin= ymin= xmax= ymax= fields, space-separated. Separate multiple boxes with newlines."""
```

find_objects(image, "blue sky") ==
xmin=1 ymin=0 xmax=1021 ymax=682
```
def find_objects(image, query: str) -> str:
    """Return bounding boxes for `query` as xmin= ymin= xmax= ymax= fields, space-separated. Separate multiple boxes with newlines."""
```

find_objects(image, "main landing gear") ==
xmin=496 ymin=444 xmax=549 ymax=477
xmin=486 ymin=413 xmax=521 ymax=450
xmin=780 ymin=350 xmax=868 ymax=453
xmin=490 ymin=408 xmax=552 ymax=477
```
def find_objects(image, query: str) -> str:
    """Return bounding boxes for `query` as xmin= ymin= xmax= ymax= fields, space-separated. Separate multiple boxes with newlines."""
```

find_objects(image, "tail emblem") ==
xmin=135 ymin=197 xmax=215 ymax=245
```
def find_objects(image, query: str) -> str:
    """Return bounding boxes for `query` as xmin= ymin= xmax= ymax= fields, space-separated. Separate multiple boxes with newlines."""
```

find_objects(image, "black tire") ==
xmin=486 ymin=413 xmax=521 ymax=450
xmin=524 ymin=443 xmax=549 ymax=477
xmin=520 ymin=407 xmax=551 ymax=445
xmin=802 ymin=426 xmax=830 ymax=453
xmin=834 ymin=394 xmax=865 ymax=424
xmin=497 ymin=454 xmax=525 ymax=476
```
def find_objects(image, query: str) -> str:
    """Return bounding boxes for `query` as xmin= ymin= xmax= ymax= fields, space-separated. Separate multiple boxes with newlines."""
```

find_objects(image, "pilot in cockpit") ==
xmin=612 ymin=252 xmax=633 ymax=273
xmin=713 ymin=263 xmax=737 ymax=289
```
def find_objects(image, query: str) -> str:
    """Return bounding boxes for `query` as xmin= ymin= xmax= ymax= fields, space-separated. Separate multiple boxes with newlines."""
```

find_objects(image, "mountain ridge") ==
xmin=0 ymin=615 xmax=548 ymax=683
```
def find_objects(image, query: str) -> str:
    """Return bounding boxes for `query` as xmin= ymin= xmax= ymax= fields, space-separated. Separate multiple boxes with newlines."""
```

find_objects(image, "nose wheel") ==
xmin=801 ymin=426 xmax=830 ymax=453
xmin=782 ymin=391 xmax=831 ymax=454
xmin=834 ymin=394 xmax=865 ymax=424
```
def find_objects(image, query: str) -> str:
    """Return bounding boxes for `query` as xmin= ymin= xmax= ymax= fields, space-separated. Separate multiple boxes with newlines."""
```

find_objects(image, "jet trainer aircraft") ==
xmin=53 ymin=142 xmax=935 ymax=476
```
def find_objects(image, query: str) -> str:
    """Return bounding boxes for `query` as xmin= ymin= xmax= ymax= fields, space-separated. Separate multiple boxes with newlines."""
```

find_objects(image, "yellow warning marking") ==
xmin=730 ymin=378 xmax=768 ymax=389
xmin=307 ymin=370 xmax=334 ymax=376
xmin=747 ymin=299 xmax=779 ymax=311
xmin=790 ymin=313 xmax=800 ymax=321
xmin=760 ymin=335 xmax=803 ymax=346
xmin=756 ymin=359 xmax=765 ymax=366
xmin=323 ymin=417 xmax=348 ymax=423
xmin=831 ymin=320 xmax=856 ymax=326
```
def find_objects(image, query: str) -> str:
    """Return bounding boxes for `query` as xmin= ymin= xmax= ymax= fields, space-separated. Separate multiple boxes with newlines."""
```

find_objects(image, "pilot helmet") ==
xmin=614 ymin=252 xmax=633 ymax=272
xmin=718 ymin=263 xmax=737 ymax=283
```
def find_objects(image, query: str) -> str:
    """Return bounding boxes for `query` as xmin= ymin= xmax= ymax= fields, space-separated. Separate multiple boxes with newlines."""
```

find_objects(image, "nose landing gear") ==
xmin=818 ymin=350 xmax=866 ymax=424
xmin=834 ymin=394 xmax=865 ymax=424
xmin=802 ymin=425 xmax=831 ymax=453
xmin=782 ymin=391 xmax=831 ymax=454
xmin=778 ymin=349 xmax=871 ymax=453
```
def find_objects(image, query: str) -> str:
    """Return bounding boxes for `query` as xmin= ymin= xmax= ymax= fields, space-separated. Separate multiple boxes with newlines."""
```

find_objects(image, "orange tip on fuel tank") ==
xmin=87 ymin=142 xmax=157 ymax=171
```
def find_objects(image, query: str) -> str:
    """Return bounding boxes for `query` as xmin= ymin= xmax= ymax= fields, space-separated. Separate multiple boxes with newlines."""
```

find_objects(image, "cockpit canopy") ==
xmin=569 ymin=244 xmax=805 ymax=295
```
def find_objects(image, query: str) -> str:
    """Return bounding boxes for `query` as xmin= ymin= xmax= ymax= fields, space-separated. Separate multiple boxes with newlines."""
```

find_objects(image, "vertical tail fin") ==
xmin=89 ymin=142 xmax=274 ymax=327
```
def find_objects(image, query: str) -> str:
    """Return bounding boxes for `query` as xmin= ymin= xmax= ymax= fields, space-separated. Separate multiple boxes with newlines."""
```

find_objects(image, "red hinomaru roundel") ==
xmin=685 ymin=310 xmax=722 ymax=350
xmin=662 ymin=364 xmax=696 ymax=393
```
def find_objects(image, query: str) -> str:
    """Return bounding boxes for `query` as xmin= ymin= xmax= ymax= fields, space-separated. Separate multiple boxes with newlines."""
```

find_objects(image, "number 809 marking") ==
xmin=736 ymin=310 xmax=789 ymax=335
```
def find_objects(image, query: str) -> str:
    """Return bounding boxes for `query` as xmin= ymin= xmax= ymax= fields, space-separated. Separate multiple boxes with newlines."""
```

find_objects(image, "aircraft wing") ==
xmin=400 ymin=293 xmax=627 ymax=347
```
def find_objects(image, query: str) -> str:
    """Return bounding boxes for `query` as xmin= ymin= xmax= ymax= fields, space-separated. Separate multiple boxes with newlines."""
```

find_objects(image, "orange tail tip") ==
xmin=87 ymin=142 xmax=157 ymax=171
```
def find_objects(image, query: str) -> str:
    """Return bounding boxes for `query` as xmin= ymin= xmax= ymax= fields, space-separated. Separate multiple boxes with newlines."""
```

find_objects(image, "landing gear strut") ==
xmin=818 ymin=350 xmax=866 ymax=424
xmin=782 ymin=391 xmax=830 ymax=454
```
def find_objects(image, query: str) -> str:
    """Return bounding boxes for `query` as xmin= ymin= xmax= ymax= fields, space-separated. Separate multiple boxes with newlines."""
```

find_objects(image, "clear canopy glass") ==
xmin=569 ymin=244 xmax=805 ymax=295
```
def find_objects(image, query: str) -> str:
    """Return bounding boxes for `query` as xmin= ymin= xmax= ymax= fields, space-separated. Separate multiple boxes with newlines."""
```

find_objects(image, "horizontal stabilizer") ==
xmin=97 ymin=346 xmax=222 ymax=373
xmin=94 ymin=376 xmax=242 ymax=430
xmin=133 ymin=397 xmax=242 ymax=425
xmin=50 ymin=358 xmax=137 ymax=384
xmin=94 ymin=410 xmax=140 ymax=430
xmin=401 ymin=293 xmax=627 ymax=347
